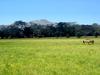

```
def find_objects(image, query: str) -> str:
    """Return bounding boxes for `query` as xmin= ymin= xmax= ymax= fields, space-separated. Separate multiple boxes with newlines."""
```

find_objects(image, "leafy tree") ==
xmin=0 ymin=20 xmax=100 ymax=38
xmin=13 ymin=20 xmax=27 ymax=30
xmin=23 ymin=27 xmax=33 ymax=38
xmin=7 ymin=25 xmax=23 ymax=38
xmin=94 ymin=32 xmax=99 ymax=38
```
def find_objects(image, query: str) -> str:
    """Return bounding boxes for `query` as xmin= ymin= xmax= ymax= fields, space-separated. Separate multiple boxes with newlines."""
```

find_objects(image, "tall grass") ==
xmin=0 ymin=38 xmax=100 ymax=75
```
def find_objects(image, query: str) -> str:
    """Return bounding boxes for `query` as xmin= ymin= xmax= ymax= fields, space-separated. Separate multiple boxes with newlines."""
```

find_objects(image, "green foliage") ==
xmin=0 ymin=21 xmax=100 ymax=38
xmin=0 ymin=38 xmax=100 ymax=75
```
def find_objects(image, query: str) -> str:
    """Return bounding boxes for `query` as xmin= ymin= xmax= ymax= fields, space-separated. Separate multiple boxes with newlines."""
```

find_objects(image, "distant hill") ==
xmin=30 ymin=19 xmax=54 ymax=25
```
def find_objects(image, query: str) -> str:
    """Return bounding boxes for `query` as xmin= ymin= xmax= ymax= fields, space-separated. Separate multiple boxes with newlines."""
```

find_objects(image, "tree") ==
xmin=80 ymin=25 xmax=95 ymax=36
xmin=7 ymin=25 xmax=23 ymax=38
xmin=76 ymin=32 xmax=83 ymax=38
xmin=94 ymin=32 xmax=99 ymax=38
xmin=55 ymin=22 xmax=71 ymax=37
xmin=23 ymin=27 xmax=33 ymax=38
xmin=0 ymin=25 xmax=9 ymax=39
xmin=13 ymin=20 xmax=27 ymax=30
xmin=0 ymin=20 xmax=100 ymax=39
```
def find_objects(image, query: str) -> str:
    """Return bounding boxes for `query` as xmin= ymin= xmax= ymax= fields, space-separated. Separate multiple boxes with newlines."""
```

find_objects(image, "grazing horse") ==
xmin=83 ymin=39 xmax=94 ymax=44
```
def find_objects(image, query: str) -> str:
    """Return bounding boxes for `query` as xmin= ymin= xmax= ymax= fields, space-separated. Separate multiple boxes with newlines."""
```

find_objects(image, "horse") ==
xmin=83 ymin=39 xmax=94 ymax=44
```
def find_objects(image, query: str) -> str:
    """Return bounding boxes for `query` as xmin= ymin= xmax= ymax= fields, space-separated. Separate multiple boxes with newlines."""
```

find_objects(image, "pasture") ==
xmin=0 ymin=38 xmax=100 ymax=75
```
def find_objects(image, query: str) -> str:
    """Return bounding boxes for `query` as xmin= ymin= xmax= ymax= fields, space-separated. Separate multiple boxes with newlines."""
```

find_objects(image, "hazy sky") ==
xmin=0 ymin=0 xmax=100 ymax=24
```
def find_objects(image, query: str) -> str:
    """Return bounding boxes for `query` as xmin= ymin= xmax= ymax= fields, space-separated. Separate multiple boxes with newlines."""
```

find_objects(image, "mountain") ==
xmin=30 ymin=19 xmax=54 ymax=25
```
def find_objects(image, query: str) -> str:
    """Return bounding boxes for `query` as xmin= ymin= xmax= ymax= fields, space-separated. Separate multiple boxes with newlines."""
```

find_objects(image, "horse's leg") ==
xmin=83 ymin=41 xmax=85 ymax=44
xmin=92 ymin=41 xmax=94 ymax=44
xmin=88 ymin=41 xmax=90 ymax=45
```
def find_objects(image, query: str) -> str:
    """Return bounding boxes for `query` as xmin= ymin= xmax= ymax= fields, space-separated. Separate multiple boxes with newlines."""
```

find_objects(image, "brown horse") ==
xmin=83 ymin=39 xmax=94 ymax=44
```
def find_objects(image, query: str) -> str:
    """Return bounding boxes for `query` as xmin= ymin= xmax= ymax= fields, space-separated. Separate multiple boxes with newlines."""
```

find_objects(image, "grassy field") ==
xmin=0 ymin=38 xmax=100 ymax=75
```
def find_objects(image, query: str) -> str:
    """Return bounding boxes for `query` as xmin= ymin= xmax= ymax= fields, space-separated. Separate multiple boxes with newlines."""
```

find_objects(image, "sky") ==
xmin=0 ymin=0 xmax=100 ymax=25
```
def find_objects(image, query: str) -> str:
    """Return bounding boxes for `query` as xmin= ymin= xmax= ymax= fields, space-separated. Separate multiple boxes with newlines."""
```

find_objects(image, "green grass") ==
xmin=0 ymin=38 xmax=100 ymax=75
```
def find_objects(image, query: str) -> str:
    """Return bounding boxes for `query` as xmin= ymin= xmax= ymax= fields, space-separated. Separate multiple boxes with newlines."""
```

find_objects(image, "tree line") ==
xmin=0 ymin=20 xmax=100 ymax=39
